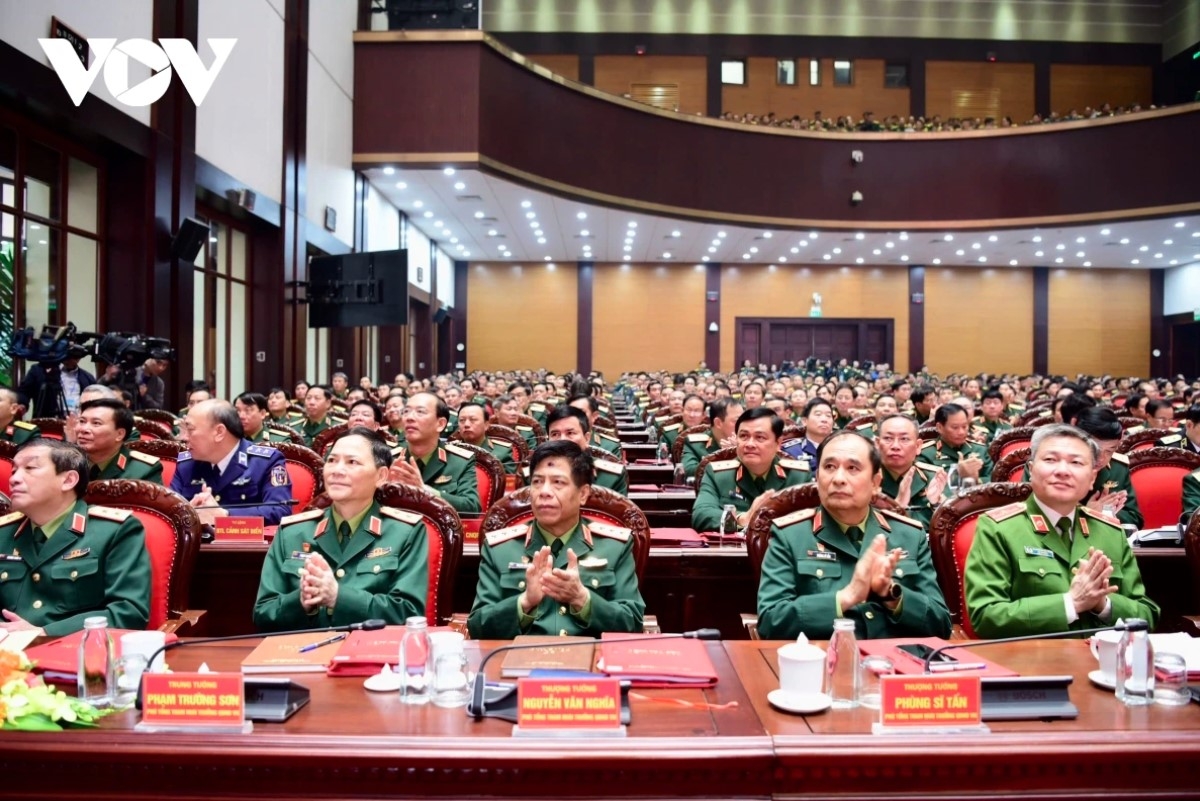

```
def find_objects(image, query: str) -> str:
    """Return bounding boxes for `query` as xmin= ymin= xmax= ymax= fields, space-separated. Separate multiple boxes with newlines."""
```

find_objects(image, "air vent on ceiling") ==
xmin=456 ymin=195 xmax=484 ymax=202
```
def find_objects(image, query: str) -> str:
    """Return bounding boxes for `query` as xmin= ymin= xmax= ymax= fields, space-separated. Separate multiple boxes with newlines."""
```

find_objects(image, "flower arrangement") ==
xmin=0 ymin=650 xmax=112 ymax=731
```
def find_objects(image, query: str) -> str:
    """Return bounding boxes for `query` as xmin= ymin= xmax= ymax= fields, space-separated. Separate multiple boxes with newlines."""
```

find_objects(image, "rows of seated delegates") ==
xmin=0 ymin=359 xmax=1197 ymax=644
xmin=718 ymin=101 xmax=1161 ymax=132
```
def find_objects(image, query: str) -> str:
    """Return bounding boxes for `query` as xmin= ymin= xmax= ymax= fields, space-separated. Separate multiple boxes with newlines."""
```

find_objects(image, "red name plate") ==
xmin=140 ymin=672 xmax=245 ymax=727
xmin=516 ymin=677 xmax=622 ymax=729
xmin=878 ymin=674 xmax=981 ymax=728
xmin=214 ymin=516 xmax=265 ymax=542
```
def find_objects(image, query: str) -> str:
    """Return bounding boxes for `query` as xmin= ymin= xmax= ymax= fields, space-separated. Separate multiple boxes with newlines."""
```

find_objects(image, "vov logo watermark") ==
xmin=38 ymin=38 xmax=236 ymax=107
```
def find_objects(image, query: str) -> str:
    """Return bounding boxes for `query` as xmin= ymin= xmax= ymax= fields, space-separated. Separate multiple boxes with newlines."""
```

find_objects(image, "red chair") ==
xmin=1117 ymin=429 xmax=1166 ymax=454
xmin=0 ymin=440 xmax=15 ymax=497
xmin=133 ymin=418 xmax=175 ymax=441
xmin=1118 ymin=416 xmax=1145 ymax=431
xmin=265 ymin=422 xmax=305 ymax=445
xmin=695 ymin=445 xmax=737 ymax=487
xmin=310 ymin=423 xmax=350 ymax=458
xmin=126 ymin=439 xmax=187 ymax=486
xmin=740 ymin=484 xmax=822 ymax=639
xmin=670 ymin=424 xmax=709 ymax=464
xmin=988 ymin=426 xmax=1036 ymax=464
xmin=1128 ymin=447 xmax=1200 ymax=528
xmin=929 ymin=482 xmax=1033 ymax=640
xmin=30 ymin=419 xmax=65 ymax=440
xmin=991 ymin=447 xmax=1032 ymax=483
xmin=439 ymin=441 xmax=505 ymax=543
xmin=83 ymin=478 xmax=204 ymax=633
xmin=136 ymin=409 xmax=179 ymax=428
xmin=310 ymin=483 xmax=463 ymax=625
xmin=262 ymin=442 xmax=325 ymax=514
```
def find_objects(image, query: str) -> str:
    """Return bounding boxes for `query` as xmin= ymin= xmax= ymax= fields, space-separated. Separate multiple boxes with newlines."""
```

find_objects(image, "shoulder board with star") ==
xmin=247 ymin=445 xmax=276 ymax=457
xmin=177 ymin=451 xmax=194 ymax=461
xmin=1191 ymin=468 xmax=1200 ymax=480
xmin=985 ymin=502 xmax=1026 ymax=522
xmin=589 ymin=522 xmax=631 ymax=542
xmin=773 ymin=508 xmax=817 ymax=527
xmin=915 ymin=462 xmax=940 ymax=472
xmin=1110 ymin=452 xmax=1130 ymax=465
xmin=491 ymin=438 xmax=513 ymax=450
xmin=528 ymin=403 xmax=546 ymax=413
xmin=662 ymin=423 xmax=682 ymax=432
xmin=921 ymin=440 xmax=938 ymax=450
xmin=709 ymin=459 xmax=739 ymax=472
xmin=485 ymin=524 xmax=528 ymax=546
xmin=516 ymin=425 xmax=533 ymax=432
xmin=594 ymin=459 xmax=623 ymax=475
xmin=778 ymin=458 xmax=811 ymax=472
xmin=380 ymin=507 xmax=423 ymax=525
xmin=280 ymin=509 xmax=324 ymax=527
xmin=1079 ymin=506 xmax=1121 ymax=527
xmin=597 ymin=431 xmax=621 ymax=443
xmin=0 ymin=511 xmax=25 ymax=527
xmin=876 ymin=507 xmax=924 ymax=529
xmin=127 ymin=450 xmax=160 ymax=465
xmin=1159 ymin=434 xmax=1183 ymax=445
xmin=686 ymin=432 xmax=710 ymax=443
xmin=13 ymin=420 xmax=37 ymax=431
xmin=443 ymin=443 xmax=475 ymax=461
xmin=88 ymin=505 xmax=132 ymax=522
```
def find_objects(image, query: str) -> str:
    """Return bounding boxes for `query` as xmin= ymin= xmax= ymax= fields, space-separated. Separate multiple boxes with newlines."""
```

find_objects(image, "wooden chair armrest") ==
xmin=642 ymin=614 xmax=660 ymax=635
xmin=740 ymin=613 xmax=760 ymax=640
xmin=159 ymin=609 xmax=206 ymax=635
xmin=949 ymin=623 xmax=972 ymax=641
xmin=448 ymin=612 xmax=470 ymax=637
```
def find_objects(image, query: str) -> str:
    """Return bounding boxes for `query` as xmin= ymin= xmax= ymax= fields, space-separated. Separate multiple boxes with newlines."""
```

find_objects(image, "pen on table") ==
xmin=928 ymin=661 xmax=986 ymax=672
xmin=299 ymin=633 xmax=348 ymax=653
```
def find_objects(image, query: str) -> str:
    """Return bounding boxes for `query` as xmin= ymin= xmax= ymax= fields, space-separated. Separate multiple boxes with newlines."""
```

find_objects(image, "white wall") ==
xmin=0 ymin=0 xmax=154 ymax=125
xmin=1164 ymin=263 xmax=1200 ymax=316
xmin=407 ymin=224 xmax=432 ymax=294
xmin=436 ymin=247 xmax=454 ymax=309
xmin=364 ymin=182 xmax=399 ymax=252
xmin=196 ymin=0 xmax=284 ymax=204
xmin=305 ymin=0 xmax=357 ymax=248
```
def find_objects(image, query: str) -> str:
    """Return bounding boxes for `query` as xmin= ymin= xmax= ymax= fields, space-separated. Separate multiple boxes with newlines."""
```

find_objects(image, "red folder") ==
xmin=326 ymin=625 xmax=450 ymax=676
xmin=596 ymin=632 xmax=718 ymax=687
xmin=26 ymin=629 xmax=179 ymax=681
xmin=858 ymin=637 xmax=1019 ymax=678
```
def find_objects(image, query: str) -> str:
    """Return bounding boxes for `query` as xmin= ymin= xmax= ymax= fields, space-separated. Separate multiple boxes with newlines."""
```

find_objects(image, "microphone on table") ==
xmin=467 ymin=628 xmax=722 ymax=721
xmin=136 ymin=618 xmax=387 ymax=709
xmin=192 ymin=500 xmax=298 ymax=510
xmin=922 ymin=619 xmax=1150 ymax=674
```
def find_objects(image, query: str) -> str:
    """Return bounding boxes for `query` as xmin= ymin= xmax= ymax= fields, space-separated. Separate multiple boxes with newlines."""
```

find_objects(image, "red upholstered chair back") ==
xmin=0 ymin=440 xmax=14 ymax=497
xmin=133 ymin=419 xmax=175 ymax=441
xmin=695 ymin=445 xmax=737 ymax=487
xmin=515 ymin=414 xmax=547 ymax=444
xmin=929 ymin=482 xmax=1033 ymax=640
xmin=1118 ymin=416 xmax=1145 ymax=430
xmin=440 ymin=442 xmax=505 ymax=542
xmin=263 ymin=442 xmax=324 ymax=514
xmin=744 ymin=484 xmax=822 ymax=584
xmin=30 ymin=419 xmax=64 ymax=440
xmin=1117 ymin=429 xmax=1166 ymax=454
xmin=918 ymin=425 xmax=940 ymax=442
xmin=126 ymin=439 xmax=187 ymax=487
xmin=84 ymin=479 xmax=202 ymax=631
xmin=992 ymin=447 xmax=1032 ymax=483
xmin=309 ymin=483 xmax=464 ymax=624
xmin=310 ymin=423 xmax=350 ymax=459
xmin=1128 ymin=447 xmax=1200 ymax=528
xmin=135 ymin=409 xmax=179 ymax=428
xmin=988 ymin=426 xmax=1036 ymax=464
xmin=482 ymin=423 xmax=530 ymax=465
xmin=480 ymin=486 xmax=651 ymax=582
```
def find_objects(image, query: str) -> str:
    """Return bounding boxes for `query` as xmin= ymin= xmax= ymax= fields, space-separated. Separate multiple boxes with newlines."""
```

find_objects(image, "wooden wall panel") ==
xmin=465 ymin=263 xmax=577 ymax=372
xmin=1050 ymin=64 xmax=1152 ymax=114
xmin=925 ymin=268 xmax=1034 ymax=375
xmin=593 ymin=263 xmax=707 ymax=377
xmin=925 ymin=61 xmax=1035 ymax=122
xmin=529 ymin=54 xmax=579 ymax=81
xmin=594 ymin=55 xmax=707 ymax=114
xmin=722 ymin=58 xmax=910 ymax=120
xmin=1047 ymin=269 xmax=1149 ymax=377
xmin=718 ymin=265 xmax=909 ymax=372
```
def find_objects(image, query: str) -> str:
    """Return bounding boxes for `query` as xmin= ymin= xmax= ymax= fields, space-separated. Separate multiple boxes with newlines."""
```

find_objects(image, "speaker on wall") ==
xmin=432 ymin=307 xmax=449 ymax=324
xmin=170 ymin=217 xmax=210 ymax=262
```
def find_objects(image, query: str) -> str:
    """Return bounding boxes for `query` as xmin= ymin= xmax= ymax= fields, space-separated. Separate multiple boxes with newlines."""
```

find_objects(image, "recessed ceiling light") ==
xmin=1032 ymin=235 xmax=1042 ymax=243
xmin=743 ymin=253 xmax=752 ymax=260
xmin=711 ymin=239 xmax=720 ymax=246
xmin=1035 ymin=251 xmax=1044 ymax=258
xmin=434 ymin=220 xmax=444 ymax=227
xmin=854 ymin=233 xmax=865 ymax=240
xmin=718 ymin=231 xmax=727 ymax=238
xmin=576 ymin=211 xmax=587 ymax=220
xmin=789 ymin=247 xmax=799 ymax=254
xmin=1119 ymin=238 xmax=1129 ymax=244
xmin=900 ymin=255 xmax=910 ymax=262
xmin=944 ymin=234 xmax=954 ymax=242
xmin=750 ymin=246 xmax=759 ymax=254
xmin=537 ymin=237 xmax=547 ymax=244
xmin=885 ymin=242 xmax=894 ymax=249
xmin=988 ymin=235 xmax=998 ymax=243
xmin=1164 ymin=239 xmax=1174 ymax=245
xmin=454 ymin=181 xmax=465 ymax=190
xmin=822 ymin=254 xmax=831 ymax=260
xmin=1170 ymin=259 xmax=1178 ymax=265
xmin=978 ymin=256 xmax=987 ymax=263
xmin=932 ymin=258 xmax=941 ymax=265
xmin=450 ymin=237 xmax=458 ymax=244
xmin=899 ymin=232 xmax=908 ymax=241
xmin=1075 ymin=236 xmax=1086 ymax=244
xmin=1139 ymin=245 xmax=1149 ymax=252
xmin=873 ymin=249 xmax=882 ymax=256
xmin=779 ymin=256 xmax=788 ymax=262
xmin=628 ymin=221 xmax=638 ymax=228
xmin=670 ymin=230 xmax=681 ymax=238
xmin=832 ymin=247 xmax=841 ymax=254
xmin=971 ymin=243 xmax=981 ymax=250
xmin=701 ymin=256 xmax=710 ymax=262
xmin=422 ymin=211 xmax=432 ymax=218
xmin=1132 ymin=259 xmax=1140 ymax=265
xmin=956 ymin=249 xmax=965 ymax=256
xmin=487 ymin=230 xmax=498 ymax=236
xmin=413 ymin=200 xmax=424 ymax=208
xmin=1175 ymin=221 xmax=1186 ymax=228
xmin=1055 ymin=257 xmax=1063 ymax=263
xmin=383 ymin=166 xmax=395 ymax=176
xmin=763 ymin=232 xmax=773 ymax=239
xmin=580 ymin=229 xmax=590 ymax=237
xmin=1056 ymin=244 xmax=1065 ymax=251
xmin=443 ymin=167 xmax=455 ymax=176
xmin=709 ymin=247 xmax=718 ymax=253
xmin=1192 ymin=231 xmax=1200 ymax=237
xmin=530 ymin=222 xmax=539 ymax=229
xmin=1100 ymin=228 xmax=1110 ymax=236
xmin=798 ymin=240 xmax=808 ymax=247
xmin=623 ymin=245 xmax=632 ymax=252
xmin=521 ymin=200 xmax=532 ymax=208
xmin=1076 ymin=251 xmax=1085 ymax=258
xmin=1009 ymin=259 xmax=1018 ymax=266
xmin=1155 ymin=252 xmax=1164 ymax=258
xmin=1083 ymin=261 xmax=1092 ymax=267
xmin=462 ymin=250 xmax=470 ymax=257
xmin=473 ymin=211 xmax=484 ymax=219
xmin=624 ymin=255 xmax=631 ymax=261
xmin=525 ymin=211 xmax=536 ymax=219
xmin=544 ymin=256 xmax=552 ymax=262
xmin=855 ymin=257 xmax=864 ymax=264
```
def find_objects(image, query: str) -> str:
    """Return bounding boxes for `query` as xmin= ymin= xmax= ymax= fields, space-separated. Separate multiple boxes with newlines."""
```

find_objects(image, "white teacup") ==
xmin=1090 ymin=630 xmax=1123 ymax=682
xmin=120 ymin=630 xmax=167 ymax=673
xmin=777 ymin=640 xmax=826 ymax=695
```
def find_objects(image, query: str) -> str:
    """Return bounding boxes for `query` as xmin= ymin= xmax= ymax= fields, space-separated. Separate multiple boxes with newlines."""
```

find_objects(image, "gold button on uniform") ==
xmin=0 ymin=572 xmax=7 ymax=581
xmin=31 ymin=573 xmax=39 ymax=583
xmin=518 ymin=580 xmax=526 ymax=590
xmin=815 ymin=568 xmax=824 ymax=578
xmin=70 ymin=570 xmax=79 ymax=580
xmin=591 ymin=578 xmax=599 ymax=588
xmin=1038 ymin=568 xmax=1046 ymax=576
xmin=32 ymin=600 xmax=42 ymax=609
xmin=558 ymin=606 xmax=568 ymax=615
xmin=336 ymin=568 xmax=346 ymax=578
xmin=372 ymin=565 xmax=380 ymax=574
xmin=895 ymin=568 xmax=905 ymax=577
xmin=865 ymin=611 xmax=875 ymax=620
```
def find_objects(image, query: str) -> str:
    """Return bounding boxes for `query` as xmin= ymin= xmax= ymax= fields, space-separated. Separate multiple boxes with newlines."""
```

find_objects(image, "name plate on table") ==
xmin=514 ymin=677 xmax=625 ymax=737
xmin=138 ymin=672 xmax=252 ymax=733
xmin=214 ymin=516 xmax=265 ymax=542
xmin=874 ymin=675 xmax=986 ymax=735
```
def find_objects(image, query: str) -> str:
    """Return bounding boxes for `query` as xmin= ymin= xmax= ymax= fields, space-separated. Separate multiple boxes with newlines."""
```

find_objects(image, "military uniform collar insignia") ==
xmin=437 ymin=447 xmax=446 ymax=463
xmin=812 ymin=510 xmax=824 ymax=533
xmin=239 ymin=450 xmax=249 ymax=466
xmin=71 ymin=513 xmax=87 ymax=534
xmin=1030 ymin=514 xmax=1049 ymax=534
xmin=314 ymin=517 xmax=330 ymax=538
xmin=872 ymin=509 xmax=891 ymax=531
xmin=368 ymin=516 xmax=382 ymax=536
xmin=1079 ymin=516 xmax=1089 ymax=537
xmin=116 ymin=454 xmax=127 ymax=471
xmin=581 ymin=522 xmax=593 ymax=548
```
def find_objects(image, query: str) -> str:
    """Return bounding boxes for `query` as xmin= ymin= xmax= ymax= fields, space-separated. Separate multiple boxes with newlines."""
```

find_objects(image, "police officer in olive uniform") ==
xmin=920 ymin=403 xmax=993 ymax=483
xmin=74 ymin=399 xmax=164 ymax=485
xmin=0 ymin=439 xmax=151 ymax=637
xmin=388 ymin=392 xmax=480 ymax=515
xmin=692 ymin=409 xmax=812 ymax=532
xmin=0 ymin=387 xmax=37 ymax=445
xmin=965 ymin=425 xmax=1158 ymax=639
xmin=253 ymin=428 xmax=428 ymax=631
xmin=468 ymin=441 xmax=645 ymax=638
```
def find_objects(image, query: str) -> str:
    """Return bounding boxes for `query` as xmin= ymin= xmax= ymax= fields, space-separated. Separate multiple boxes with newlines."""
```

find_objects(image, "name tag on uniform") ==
xmin=289 ymin=550 xmax=315 ymax=561
xmin=1023 ymin=546 xmax=1055 ymax=558
xmin=0 ymin=554 xmax=23 ymax=562
xmin=62 ymin=548 xmax=91 ymax=560
xmin=507 ymin=562 xmax=531 ymax=571
xmin=366 ymin=547 xmax=392 ymax=559
xmin=806 ymin=550 xmax=837 ymax=561
xmin=434 ymin=476 xmax=453 ymax=485
xmin=729 ymin=490 xmax=744 ymax=501
xmin=578 ymin=557 xmax=608 ymax=569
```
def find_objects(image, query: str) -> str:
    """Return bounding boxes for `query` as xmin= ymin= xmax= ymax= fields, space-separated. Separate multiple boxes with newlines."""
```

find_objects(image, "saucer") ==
xmin=1088 ymin=670 xmax=1116 ymax=690
xmin=364 ymin=670 xmax=404 ymax=693
xmin=767 ymin=689 xmax=832 ymax=714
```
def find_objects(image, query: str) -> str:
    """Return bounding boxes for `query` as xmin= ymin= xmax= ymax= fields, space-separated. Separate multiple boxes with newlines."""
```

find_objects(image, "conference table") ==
xmin=1 ymin=639 xmax=1197 ymax=799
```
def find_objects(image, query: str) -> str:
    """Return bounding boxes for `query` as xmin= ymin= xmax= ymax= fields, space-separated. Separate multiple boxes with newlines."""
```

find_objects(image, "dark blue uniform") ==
xmin=169 ymin=439 xmax=294 ymax=526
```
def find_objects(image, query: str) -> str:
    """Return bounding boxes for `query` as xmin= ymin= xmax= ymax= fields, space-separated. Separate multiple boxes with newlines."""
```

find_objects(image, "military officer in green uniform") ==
xmin=467 ymin=440 xmax=645 ymax=638
xmin=692 ymin=408 xmax=812 ymax=532
xmin=382 ymin=395 xmax=408 ymax=445
xmin=1184 ymin=468 xmax=1200 ymax=520
xmin=293 ymin=385 xmax=336 ymax=447
xmin=681 ymin=398 xmax=743 ymax=476
xmin=920 ymin=403 xmax=993 ymax=484
xmin=1157 ymin=405 xmax=1200 ymax=455
xmin=663 ymin=393 xmax=707 ymax=454
xmin=267 ymin=387 xmax=304 ymax=427
xmin=757 ymin=430 xmax=952 ymax=640
xmin=0 ymin=439 xmax=151 ymax=637
xmin=874 ymin=414 xmax=948 ymax=528
xmin=0 ymin=388 xmax=38 ymax=445
xmin=388 ymin=392 xmax=480 ymax=514
xmin=236 ymin=392 xmax=295 ymax=444
xmin=908 ymin=386 xmax=936 ymax=426
xmin=74 ymin=399 xmax=164 ymax=484
xmin=966 ymin=424 xmax=1158 ymax=638
xmin=493 ymin=394 xmax=538 ymax=451
xmin=567 ymin=395 xmax=622 ymax=458
xmin=832 ymin=384 xmax=858 ymax=429
xmin=974 ymin=389 xmax=1014 ymax=444
xmin=454 ymin=401 xmax=517 ymax=475
xmin=540 ymin=406 xmax=628 ymax=495
xmin=253 ymin=428 xmax=428 ymax=631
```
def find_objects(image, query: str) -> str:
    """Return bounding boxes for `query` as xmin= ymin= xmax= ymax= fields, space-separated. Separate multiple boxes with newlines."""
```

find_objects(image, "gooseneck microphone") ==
xmin=136 ymin=618 xmax=387 ymax=708
xmin=922 ymin=619 xmax=1150 ymax=674
xmin=467 ymin=628 xmax=722 ymax=720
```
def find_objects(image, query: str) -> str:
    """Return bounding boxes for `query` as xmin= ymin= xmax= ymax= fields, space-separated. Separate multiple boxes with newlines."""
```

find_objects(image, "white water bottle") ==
xmin=398 ymin=616 xmax=431 ymax=705
xmin=78 ymin=616 xmax=115 ymax=707
xmin=1115 ymin=618 xmax=1154 ymax=707
xmin=825 ymin=618 xmax=860 ymax=709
